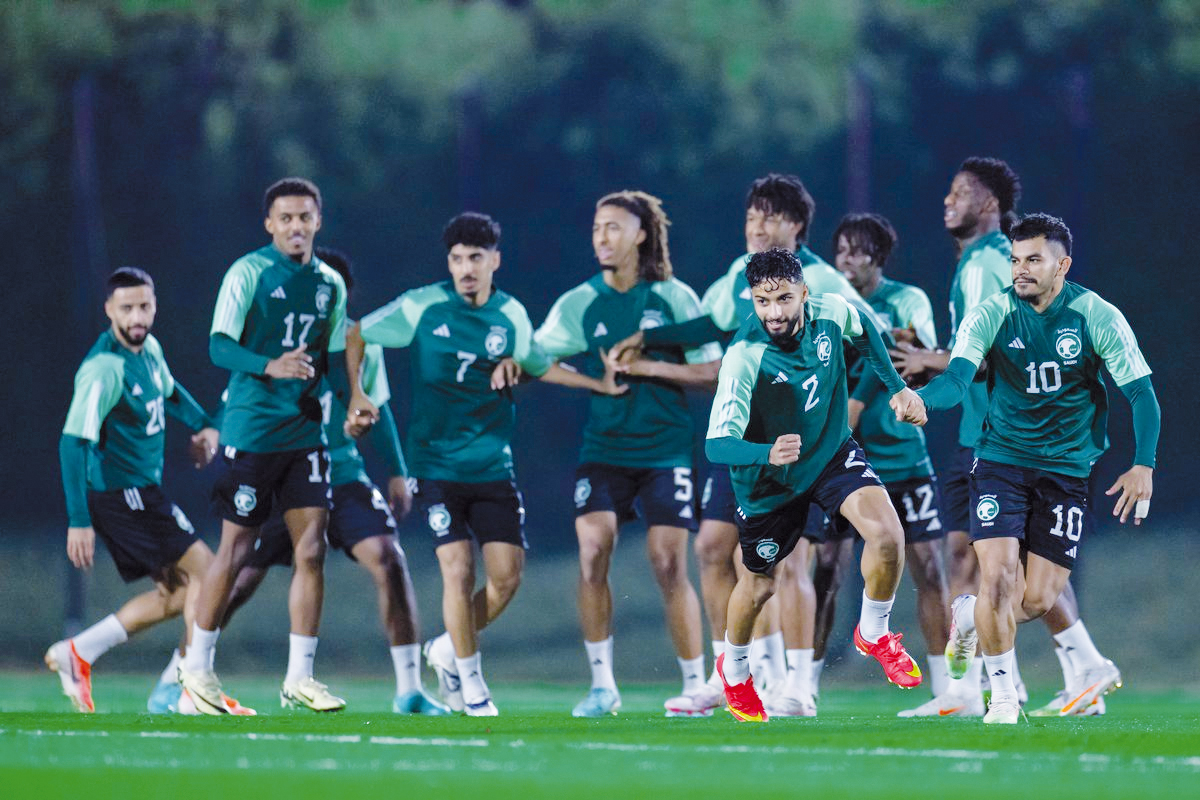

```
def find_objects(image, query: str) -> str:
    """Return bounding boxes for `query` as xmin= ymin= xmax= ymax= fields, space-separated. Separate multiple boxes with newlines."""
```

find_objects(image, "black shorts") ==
xmin=701 ymin=464 xmax=738 ymax=526
xmin=414 ymin=476 xmax=527 ymax=549
xmin=941 ymin=444 xmax=975 ymax=533
xmin=88 ymin=486 xmax=199 ymax=583
xmin=574 ymin=462 xmax=698 ymax=531
xmin=247 ymin=479 xmax=398 ymax=569
xmin=969 ymin=459 xmax=1089 ymax=570
xmin=736 ymin=438 xmax=883 ymax=574
xmin=210 ymin=446 xmax=330 ymax=527
xmin=825 ymin=475 xmax=946 ymax=545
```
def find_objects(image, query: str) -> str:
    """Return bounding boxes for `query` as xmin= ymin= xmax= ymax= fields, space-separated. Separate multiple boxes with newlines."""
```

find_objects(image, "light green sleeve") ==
xmin=654 ymin=279 xmax=723 ymax=364
xmin=144 ymin=335 xmax=176 ymax=398
xmin=360 ymin=342 xmax=392 ymax=409
xmin=62 ymin=354 xmax=125 ymax=442
xmin=360 ymin=285 xmax=450 ymax=349
xmin=1071 ymin=293 xmax=1152 ymax=387
xmin=701 ymin=260 xmax=744 ymax=332
xmin=948 ymin=293 xmax=1011 ymax=367
xmin=892 ymin=286 xmax=938 ymax=349
xmin=534 ymin=283 xmax=596 ymax=359
xmin=707 ymin=340 xmax=766 ymax=441
xmin=962 ymin=248 xmax=1011 ymax=315
xmin=500 ymin=298 xmax=553 ymax=378
xmin=323 ymin=267 xmax=348 ymax=354
xmin=211 ymin=257 xmax=264 ymax=340
xmin=811 ymin=293 xmax=864 ymax=338
xmin=805 ymin=262 xmax=888 ymax=334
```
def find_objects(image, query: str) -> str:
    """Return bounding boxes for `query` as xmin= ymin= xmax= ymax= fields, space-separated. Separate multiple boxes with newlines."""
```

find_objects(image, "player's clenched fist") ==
xmin=890 ymin=388 xmax=927 ymax=426
xmin=769 ymin=433 xmax=802 ymax=466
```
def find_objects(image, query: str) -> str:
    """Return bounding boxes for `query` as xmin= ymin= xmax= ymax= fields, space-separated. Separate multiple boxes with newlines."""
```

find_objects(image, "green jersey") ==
xmin=928 ymin=282 xmax=1152 ymax=477
xmin=210 ymin=245 xmax=347 ymax=453
xmin=948 ymin=230 xmax=1011 ymax=448
xmin=702 ymin=244 xmax=885 ymax=334
xmin=63 ymin=331 xmax=201 ymax=490
xmin=536 ymin=274 xmax=722 ymax=468
xmin=361 ymin=282 xmax=553 ymax=483
xmin=857 ymin=279 xmax=936 ymax=482
xmin=707 ymin=294 xmax=904 ymax=516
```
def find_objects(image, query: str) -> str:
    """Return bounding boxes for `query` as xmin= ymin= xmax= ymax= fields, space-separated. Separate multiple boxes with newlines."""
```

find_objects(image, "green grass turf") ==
xmin=2 ymin=672 xmax=1197 ymax=799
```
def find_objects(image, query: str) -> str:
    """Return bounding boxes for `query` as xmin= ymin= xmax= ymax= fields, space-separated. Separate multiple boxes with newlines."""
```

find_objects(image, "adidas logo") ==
xmin=433 ymin=324 xmax=451 ymax=338
xmin=992 ymin=669 xmax=1007 ymax=677
xmin=592 ymin=659 xmax=603 ymax=666
xmin=131 ymin=384 xmax=143 ymax=396
xmin=593 ymin=322 xmax=608 ymax=338
xmin=771 ymin=371 xmax=789 ymax=384
xmin=1008 ymin=337 xmax=1025 ymax=349
xmin=739 ymin=287 xmax=751 ymax=299
xmin=271 ymin=286 xmax=287 ymax=300
xmin=1066 ymin=546 xmax=1077 ymax=558
xmin=679 ymin=505 xmax=693 ymax=519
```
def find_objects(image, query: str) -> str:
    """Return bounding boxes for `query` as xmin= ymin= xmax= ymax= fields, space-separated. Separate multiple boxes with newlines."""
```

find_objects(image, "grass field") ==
xmin=2 ymin=673 xmax=1197 ymax=799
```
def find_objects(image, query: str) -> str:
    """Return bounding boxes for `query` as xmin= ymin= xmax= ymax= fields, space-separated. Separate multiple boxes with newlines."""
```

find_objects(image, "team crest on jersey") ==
xmin=975 ymin=495 xmax=1000 ymax=525
xmin=427 ymin=503 xmax=452 ymax=536
xmin=574 ymin=478 xmax=592 ymax=508
xmin=485 ymin=325 xmax=509 ymax=357
xmin=639 ymin=309 xmax=666 ymax=330
xmin=315 ymin=284 xmax=333 ymax=317
xmin=233 ymin=485 xmax=258 ymax=516
xmin=813 ymin=333 xmax=833 ymax=366
xmin=1055 ymin=330 xmax=1082 ymax=361
xmin=755 ymin=540 xmax=780 ymax=562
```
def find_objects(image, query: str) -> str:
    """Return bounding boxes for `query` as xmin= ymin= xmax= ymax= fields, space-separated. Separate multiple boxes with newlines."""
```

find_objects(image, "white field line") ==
xmin=2 ymin=729 xmax=1198 ymax=773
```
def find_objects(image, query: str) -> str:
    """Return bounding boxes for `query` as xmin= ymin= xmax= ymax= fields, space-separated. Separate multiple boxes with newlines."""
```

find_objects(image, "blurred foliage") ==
xmin=1 ymin=0 xmax=1197 ymax=534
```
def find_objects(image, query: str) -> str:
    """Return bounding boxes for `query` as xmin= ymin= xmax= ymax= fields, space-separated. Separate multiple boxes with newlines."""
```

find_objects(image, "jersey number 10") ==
xmin=1024 ymin=361 xmax=1062 ymax=394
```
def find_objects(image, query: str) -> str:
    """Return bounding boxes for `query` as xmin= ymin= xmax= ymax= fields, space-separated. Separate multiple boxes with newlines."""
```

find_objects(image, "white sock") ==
xmin=585 ymin=637 xmax=617 ymax=691
xmin=762 ymin=631 xmax=786 ymax=684
xmin=858 ymin=591 xmax=894 ymax=643
xmin=926 ymin=653 xmax=949 ymax=697
xmin=71 ymin=614 xmax=128 ymax=664
xmin=722 ymin=636 xmax=752 ymax=685
xmin=285 ymin=634 xmax=318 ymax=684
xmin=1053 ymin=646 xmax=1075 ymax=692
xmin=430 ymin=630 xmax=456 ymax=663
xmin=955 ymin=594 xmax=978 ymax=635
xmin=785 ymin=648 xmax=814 ymax=697
xmin=184 ymin=624 xmax=219 ymax=673
xmin=1010 ymin=651 xmax=1024 ymax=690
xmin=456 ymin=652 xmax=489 ymax=705
xmin=1053 ymin=619 xmax=1105 ymax=671
xmin=967 ymin=654 xmax=984 ymax=694
xmin=391 ymin=643 xmax=421 ymax=695
xmin=983 ymin=649 xmax=1017 ymax=703
xmin=159 ymin=649 xmax=182 ymax=685
xmin=678 ymin=655 xmax=705 ymax=695
xmin=749 ymin=636 xmax=768 ymax=680
xmin=811 ymin=657 xmax=825 ymax=698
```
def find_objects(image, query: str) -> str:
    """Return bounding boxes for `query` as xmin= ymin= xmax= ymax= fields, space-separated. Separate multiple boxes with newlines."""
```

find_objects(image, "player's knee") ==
xmin=488 ymin=569 xmax=522 ymax=603
xmin=577 ymin=540 xmax=612 ymax=581
xmin=1020 ymin=587 xmax=1057 ymax=621
xmin=647 ymin=547 xmax=686 ymax=588
xmin=292 ymin=536 xmax=326 ymax=573
xmin=694 ymin=531 xmax=733 ymax=568
xmin=746 ymin=572 xmax=777 ymax=608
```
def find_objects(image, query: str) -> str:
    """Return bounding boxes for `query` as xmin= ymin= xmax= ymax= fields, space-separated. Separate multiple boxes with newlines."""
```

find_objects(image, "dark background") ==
xmin=1 ymin=1 xmax=1196 ymax=677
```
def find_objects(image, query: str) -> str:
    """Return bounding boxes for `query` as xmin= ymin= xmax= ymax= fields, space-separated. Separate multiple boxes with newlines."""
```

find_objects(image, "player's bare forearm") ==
xmin=387 ymin=475 xmax=413 ymax=520
xmin=1105 ymin=465 xmax=1153 ymax=526
xmin=189 ymin=427 xmax=220 ymax=468
xmin=343 ymin=323 xmax=378 ymax=436
xmin=618 ymin=358 xmax=720 ymax=389
xmin=891 ymin=345 xmax=950 ymax=381
xmin=847 ymin=399 xmax=864 ymax=430
xmin=538 ymin=362 xmax=628 ymax=396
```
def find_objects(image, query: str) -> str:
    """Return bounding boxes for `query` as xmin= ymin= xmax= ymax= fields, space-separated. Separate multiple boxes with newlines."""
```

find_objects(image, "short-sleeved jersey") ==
xmin=856 ymin=279 xmax=936 ymax=482
xmin=62 ymin=331 xmax=178 ymax=490
xmin=941 ymin=282 xmax=1151 ymax=477
xmin=325 ymin=342 xmax=391 ymax=487
xmin=536 ymin=274 xmax=722 ymax=468
xmin=707 ymin=294 xmax=865 ymax=516
xmin=211 ymin=245 xmax=347 ymax=453
xmin=948 ymin=230 xmax=1011 ymax=448
xmin=702 ymin=245 xmax=884 ymax=334
xmin=361 ymin=282 xmax=553 ymax=483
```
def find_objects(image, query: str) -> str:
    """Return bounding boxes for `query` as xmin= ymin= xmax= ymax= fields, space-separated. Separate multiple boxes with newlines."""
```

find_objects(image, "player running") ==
xmin=532 ymin=191 xmax=721 ymax=718
xmin=52 ymin=267 xmax=226 ymax=714
xmin=180 ymin=177 xmax=349 ymax=714
xmin=918 ymin=213 xmax=1159 ymax=724
xmin=706 ymin=247 xmax=927 ymax=722
xmin=345 ymin=212 xmax=624 ymax=717
xmin=219 ymin=248 xmax=448 ymax=715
